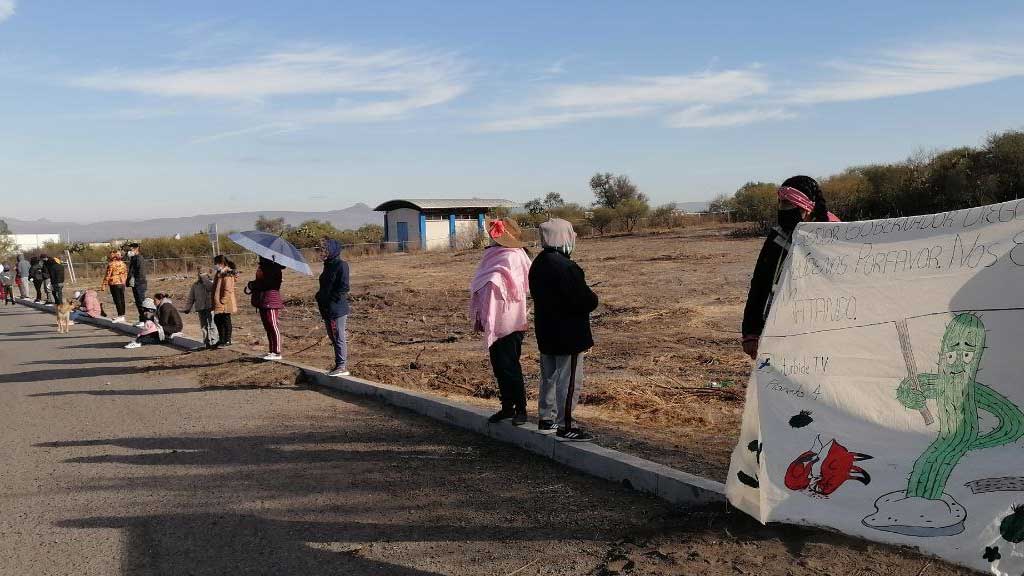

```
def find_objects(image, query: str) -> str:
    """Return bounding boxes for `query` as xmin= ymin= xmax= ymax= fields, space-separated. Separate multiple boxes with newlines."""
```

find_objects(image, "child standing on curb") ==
xmin=181 ymin=270 xmax=218 ymax=348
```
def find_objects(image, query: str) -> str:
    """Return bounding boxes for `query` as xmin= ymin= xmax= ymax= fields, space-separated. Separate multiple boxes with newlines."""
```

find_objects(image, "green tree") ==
xmin=649 ymin=203 xmax=680 ymax=228
xmin=255 ymin=215 xmax=287 ymax=235
xmin=588 ymin=207 xmax=616 ymax=235
xmin=615 ymin=197 xmax=650 ymax=232
xmin=590 ymin=172 xmax=648 ymax=208
xmin=730 ymin=181 xmax=778 ymax=230
xmin=356 ymin=224 xmax=385 ymax=244
xmin=542 ymin=192 xmax=565 ymax=210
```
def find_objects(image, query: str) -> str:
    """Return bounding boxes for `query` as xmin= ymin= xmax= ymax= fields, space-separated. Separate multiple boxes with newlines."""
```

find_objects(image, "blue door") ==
xmin=396 ymin=222 xmax=409 ymax=251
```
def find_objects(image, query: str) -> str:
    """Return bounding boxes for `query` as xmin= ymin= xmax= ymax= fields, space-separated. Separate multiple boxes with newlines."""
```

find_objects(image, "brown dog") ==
xmin=56 ymin=299 xmax=77 ymax=334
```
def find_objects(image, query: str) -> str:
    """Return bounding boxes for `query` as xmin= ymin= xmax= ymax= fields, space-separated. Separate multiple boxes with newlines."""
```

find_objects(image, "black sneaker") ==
xmin=537 ymin=420 xmax=556 ymax=433
xmin=556 ymin=428 xmax=594 ymax=442
xmin=512 ymin=412 xmax=527 ymax=426
xmin=488 ymin=409 xmax=515 ymax=423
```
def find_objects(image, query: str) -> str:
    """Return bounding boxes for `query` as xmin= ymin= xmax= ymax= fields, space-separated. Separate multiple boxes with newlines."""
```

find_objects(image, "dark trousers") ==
xmin=214 ymin=313 xmax=232 ymax=344
xmin=259 ymin=308 xmax=282 ymax=354
xmin=33 ymin=279 xmax=43 ymax=301
xmin=489 ymin=331 xmax=527 ymax=413
xmin=52 ymin=283 xmax=64 ymax=305
xmin=135 ymin=333 xmax=162 ymax=345
xmin=325 ymin=314 xmax=348 ymax=369
xmin=132 ymin=284 xmax=147 ymax=321
xmin=3 ymin=285 xmax=13 ymax=304
xmin=109 ymin=284 xmax=126 ymax=317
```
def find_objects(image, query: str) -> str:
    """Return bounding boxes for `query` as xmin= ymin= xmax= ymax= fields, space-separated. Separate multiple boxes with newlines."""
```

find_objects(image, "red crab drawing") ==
xmin=785 ymin=436 xmax=872 ymax=496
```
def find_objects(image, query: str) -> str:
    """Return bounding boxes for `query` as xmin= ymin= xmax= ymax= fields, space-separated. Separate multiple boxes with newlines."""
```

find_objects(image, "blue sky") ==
xmin=2 ymin=1 xmax=1023 ymax=222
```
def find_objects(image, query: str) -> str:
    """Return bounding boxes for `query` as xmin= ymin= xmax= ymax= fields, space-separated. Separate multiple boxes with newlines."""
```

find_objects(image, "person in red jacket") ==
xmin=248 ymin=256 xmax=286 ymax=360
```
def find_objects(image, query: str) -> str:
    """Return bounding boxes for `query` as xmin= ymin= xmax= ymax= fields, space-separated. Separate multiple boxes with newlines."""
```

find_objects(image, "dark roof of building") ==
xmin=373 ymin=198 xmax=518 ymax=212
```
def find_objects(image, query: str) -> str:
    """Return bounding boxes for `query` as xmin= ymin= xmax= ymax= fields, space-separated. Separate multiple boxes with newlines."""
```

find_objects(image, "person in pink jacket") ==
xmin=72 ymin=289 xmax=105 ymax=319
xmin=470 ymin=218 xmax=533 ymax=425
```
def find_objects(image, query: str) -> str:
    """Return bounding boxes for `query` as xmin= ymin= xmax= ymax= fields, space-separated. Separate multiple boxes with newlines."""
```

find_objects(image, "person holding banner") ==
xmin=741 ymin=176 xmax=839 ymax=360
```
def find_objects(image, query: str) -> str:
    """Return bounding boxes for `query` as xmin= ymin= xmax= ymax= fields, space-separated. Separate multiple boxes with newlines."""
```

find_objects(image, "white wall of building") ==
xmin=424 ymin=220 xmax=451 ymax=250
xmin=8 ymin=233 xmax=61 ymax=251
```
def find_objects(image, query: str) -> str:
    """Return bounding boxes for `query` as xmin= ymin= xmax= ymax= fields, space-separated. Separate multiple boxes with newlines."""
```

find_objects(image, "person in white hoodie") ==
xmin=181 ymin=269 xmax=218 ymax=348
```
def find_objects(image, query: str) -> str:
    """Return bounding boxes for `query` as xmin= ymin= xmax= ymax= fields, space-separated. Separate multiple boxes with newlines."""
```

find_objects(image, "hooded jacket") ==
xmin=17 ymin=255 xmax=30 ymax=279
xmin=315 ymin=239 xmax=350 ymax=319
xmin=183 ymin=274 xmax=214 ymax=313
xmin=528 ymin=247 xmax=598 ymax=356
xmin=249 ymin=258 xmax=284 ymax=309
xmin=78 ymin=289 xmax=103 ymax=318
xmin=47 ymin=257 xmax=65 ymax=284
xmin=212 ymin=268 xmax=238 ymax=314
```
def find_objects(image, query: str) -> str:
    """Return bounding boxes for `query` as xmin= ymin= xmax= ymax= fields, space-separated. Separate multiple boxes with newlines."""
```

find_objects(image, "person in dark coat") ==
xmin=154 ymin=293 xmax=184 ymax=338
xmin=47 ymin=255 xmax=67 ymax=305
xmin=29 ymin=256 xmax=47 ymax=303
xmin=249 ymin=256 xmax=286 ymax=360
xmin=315 ymin=238 xmax=351 ymax=376
xmin=741 ymin=175 xmax=839 ymax=359
xmin=126 ymin=243 xmax=149 ymax=325
xmin=529 ymin=218 xmax=599 ymax=442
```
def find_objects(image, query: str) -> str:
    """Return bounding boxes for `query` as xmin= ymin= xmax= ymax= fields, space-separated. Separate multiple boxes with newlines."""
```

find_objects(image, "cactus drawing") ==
xmin=896 ymin=313 xmax=1024 ymax=499
xmin=864 ymin=313 xmax=1024 ymax=537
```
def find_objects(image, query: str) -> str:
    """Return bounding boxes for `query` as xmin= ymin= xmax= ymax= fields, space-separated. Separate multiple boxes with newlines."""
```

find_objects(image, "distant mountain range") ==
xmin=3 ymin=204 xmax=380 ymax=243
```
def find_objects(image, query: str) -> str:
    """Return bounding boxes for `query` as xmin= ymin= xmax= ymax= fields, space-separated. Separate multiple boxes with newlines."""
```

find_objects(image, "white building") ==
xmin=373 ymin=199 xmax=518 ymax=251
xmin=7 ymin=233 xmax=61 ymax=252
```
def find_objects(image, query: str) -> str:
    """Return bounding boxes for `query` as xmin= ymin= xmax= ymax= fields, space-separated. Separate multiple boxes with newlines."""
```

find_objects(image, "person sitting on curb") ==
xmin=470 ymin=218 xmax=533 ymax=425
xmin=154 ymin=292 xmax=183 ymax=339
xmin=72 ymin=289 xmax=106 ymax=320
xmin=529 ymin=218 xmax=599 ymax=442
xmin=124 ymin=298 xmax=163 ymax=349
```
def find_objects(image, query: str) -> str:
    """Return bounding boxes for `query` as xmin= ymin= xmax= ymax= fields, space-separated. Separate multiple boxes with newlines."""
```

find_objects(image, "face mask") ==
xmin=778 ymin=208 xmax=803 ymax=232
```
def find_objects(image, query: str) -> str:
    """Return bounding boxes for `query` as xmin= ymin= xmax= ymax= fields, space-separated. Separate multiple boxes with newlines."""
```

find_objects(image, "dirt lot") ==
xmin=69 ymin=224 xmax=758 ymax=480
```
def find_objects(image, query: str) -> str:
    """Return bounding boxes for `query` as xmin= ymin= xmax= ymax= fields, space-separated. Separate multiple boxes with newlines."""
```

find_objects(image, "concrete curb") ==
xmin=16 ymin=298 xmax=205 ymax=351
xmin=15 ymin=298 xmax=725 ymax=506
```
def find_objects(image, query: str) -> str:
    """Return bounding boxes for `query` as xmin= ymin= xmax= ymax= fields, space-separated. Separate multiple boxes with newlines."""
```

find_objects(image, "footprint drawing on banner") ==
xmin=784 ymin=435 xmax=872 ymax=497
xmin=863 ymin=313 xmax=1024 ymax=537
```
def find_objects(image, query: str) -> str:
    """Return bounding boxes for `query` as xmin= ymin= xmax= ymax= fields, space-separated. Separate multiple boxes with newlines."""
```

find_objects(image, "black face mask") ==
xmin=778 ymin=208 xmax=803 ymax=232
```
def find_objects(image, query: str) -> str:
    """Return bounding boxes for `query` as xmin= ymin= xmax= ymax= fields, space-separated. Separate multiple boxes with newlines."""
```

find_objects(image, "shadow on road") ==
xmin=28 ymin=385 xmax=305 ymax=398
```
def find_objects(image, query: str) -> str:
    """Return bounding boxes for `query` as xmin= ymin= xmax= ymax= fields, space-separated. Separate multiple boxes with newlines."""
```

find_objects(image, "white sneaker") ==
xmin=124 ymin=341 xmax=142 ymax=349
xmin=45 ymin=303 xmax=54 ymax=307
xmin=262 ymin=353 xmax=282 ymax=361
xmin=327 ymin=367 xmax=350 ymax=377
xmin=112 ymin=316 xmax=126 ymax=324
xmin=169 ymin=332 xmax=183 ymax=339
xmin=134 ymin=322 xmax=146 ymax=328
xmin=67 ymin=320 xmax=76 ymax=325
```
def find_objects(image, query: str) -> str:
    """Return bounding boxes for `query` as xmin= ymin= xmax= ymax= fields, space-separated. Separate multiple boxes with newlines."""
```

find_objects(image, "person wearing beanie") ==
xmin=529 ymin=218 xmax=599 ymax=441
xmin=100 ymin=250 xmax=129 ymax=323
xmin=124 ymin=298 xmax=163 ymax=349
xmin=741 ymin=175 xmax=840 ymax=360
xmin=470 ymin=218 xmax=533 ymax=425
xmin=315 ymin=238 xmax=351 ymax=376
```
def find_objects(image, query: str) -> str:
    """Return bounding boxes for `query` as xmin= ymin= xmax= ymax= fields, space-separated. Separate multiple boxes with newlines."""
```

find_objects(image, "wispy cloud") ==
xmin=0 ymin=0 xmax=15 ymax=23
xmin=481 ymin=69 xmax=769 ymax=132
xmin=667 ymin=105 xmax=794 ymax=128
xmin=789 ymin=43 xmax=1024 ymax=104
xmin=72 ymin=46 xmax=469 ymax=140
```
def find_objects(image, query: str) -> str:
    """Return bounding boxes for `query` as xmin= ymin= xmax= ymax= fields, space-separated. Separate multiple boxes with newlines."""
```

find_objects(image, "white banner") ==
xmin=727 ymin=199 xmax=1024 ymax=574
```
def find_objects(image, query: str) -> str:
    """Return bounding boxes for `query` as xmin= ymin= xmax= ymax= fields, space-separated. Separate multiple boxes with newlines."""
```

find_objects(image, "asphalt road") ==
xmin=0 ymin=305 xmax=671 ymax=575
